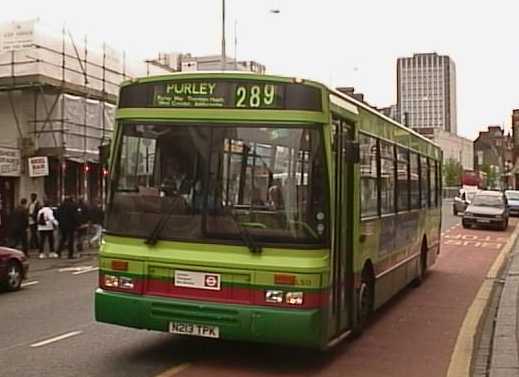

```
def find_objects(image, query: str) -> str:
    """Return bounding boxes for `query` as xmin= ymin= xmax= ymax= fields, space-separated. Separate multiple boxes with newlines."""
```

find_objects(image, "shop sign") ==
xmin=0 ymin=19 xmax=36 ymax=52
xmin=0 ymin=147 xmax=21 ymax=177
xmin=28 ymin=156 xmax=49 ymax=177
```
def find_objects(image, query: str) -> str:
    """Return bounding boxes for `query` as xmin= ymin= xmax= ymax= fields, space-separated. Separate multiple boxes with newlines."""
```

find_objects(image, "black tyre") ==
xmin=5 ymin=261 xmax=23 ymax=291
xmin=353 ymin=269 xmax=374 ymax=335
xmin=453 ymin=207 xmax=458 ymax=216
xmin=500 ymin=220 xmax=508 ymax=231
xmin=413 ymin=244 xmax=428 ymax=287
xmin=462 ymin=220 xmax=469 ymax=229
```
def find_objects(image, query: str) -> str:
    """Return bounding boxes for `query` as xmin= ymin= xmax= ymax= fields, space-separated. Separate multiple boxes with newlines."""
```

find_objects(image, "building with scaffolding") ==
xmin=0 ymin=19 xmax=125 ymax=238
xmin=143 ymin=52 xmax=266 ymax=76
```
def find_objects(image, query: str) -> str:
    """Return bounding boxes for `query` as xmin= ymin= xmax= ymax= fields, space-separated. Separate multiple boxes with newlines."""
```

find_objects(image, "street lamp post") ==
xmin=221 ymin=0 xmax=226 ymax=71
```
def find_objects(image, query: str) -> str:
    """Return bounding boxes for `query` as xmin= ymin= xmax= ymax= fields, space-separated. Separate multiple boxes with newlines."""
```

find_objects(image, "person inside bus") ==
xmin=160 ymin=155 xmax=193 ymax=198
xmin=268 ymin=179 xmax=285 ymax=210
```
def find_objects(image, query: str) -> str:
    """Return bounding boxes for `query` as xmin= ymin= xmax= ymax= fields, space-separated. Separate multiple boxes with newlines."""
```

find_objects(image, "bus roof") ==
xmin=327 ymin=87 xmax=441 ymax=151
xmin=120 ymin=71 xmax=322 ymax=88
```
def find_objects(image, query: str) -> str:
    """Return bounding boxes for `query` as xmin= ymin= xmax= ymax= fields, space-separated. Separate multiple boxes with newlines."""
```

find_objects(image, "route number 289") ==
xmin=235 ymin=84 xmax=276 ymax=108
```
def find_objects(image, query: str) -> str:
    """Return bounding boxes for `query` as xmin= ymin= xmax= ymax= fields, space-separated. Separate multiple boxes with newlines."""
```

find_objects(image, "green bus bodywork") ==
xmin=95 ymin=72 xmax=442 ymax=349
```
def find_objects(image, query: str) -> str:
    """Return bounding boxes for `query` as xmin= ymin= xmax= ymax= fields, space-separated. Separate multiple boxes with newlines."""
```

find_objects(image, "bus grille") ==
xmin=151 ymin=302 xmax=240 ymax=325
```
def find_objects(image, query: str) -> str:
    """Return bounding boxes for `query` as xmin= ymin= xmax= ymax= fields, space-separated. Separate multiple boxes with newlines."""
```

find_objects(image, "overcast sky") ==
xmin=3 ymin=0 xmax=518 ymax=140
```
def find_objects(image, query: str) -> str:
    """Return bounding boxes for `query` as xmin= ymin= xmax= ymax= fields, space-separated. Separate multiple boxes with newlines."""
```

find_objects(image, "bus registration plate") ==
xmin=169 ymin=322 xmax=220 ymax=338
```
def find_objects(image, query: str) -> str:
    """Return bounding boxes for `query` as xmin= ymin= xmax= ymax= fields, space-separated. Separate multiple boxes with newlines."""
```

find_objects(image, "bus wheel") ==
xmin=353 ymin=269 xmax=374 ymax=335
xmin=413 ymin=242 xmax=428 ymax=287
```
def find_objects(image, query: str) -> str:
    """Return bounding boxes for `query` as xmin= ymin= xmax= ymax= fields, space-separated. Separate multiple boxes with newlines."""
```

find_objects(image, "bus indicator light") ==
xmin=111 ymin=260 xmax=128 ymax=271
xmin=274 ymin=274 xmax=296 ymax=285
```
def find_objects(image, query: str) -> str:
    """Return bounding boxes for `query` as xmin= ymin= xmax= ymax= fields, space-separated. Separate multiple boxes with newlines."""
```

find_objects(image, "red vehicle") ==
xmin=0 ymin=247 xmax=29 ymax=291
xmin=462 ymin=170 xmax=484 ymax=188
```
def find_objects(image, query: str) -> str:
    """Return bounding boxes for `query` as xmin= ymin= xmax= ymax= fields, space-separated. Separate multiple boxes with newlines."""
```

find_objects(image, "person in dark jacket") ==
xmin=9 ymin=198 xmax=29 ymax=256
xmin=27 ymin=193 xmax=40 ymax=250
xmin=57 ymin=196 xmax=79 ymax=259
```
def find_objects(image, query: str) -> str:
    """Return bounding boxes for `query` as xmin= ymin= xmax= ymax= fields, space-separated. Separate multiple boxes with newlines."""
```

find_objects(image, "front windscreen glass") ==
xmin=471 ymin=194 xmax=504 ymax=207
xmin=506 ymin=191 xmax=519 ymax=200
xmin=466 ymin=191 xmax=476 ymax=201
xmin=106 ymin=123 xmax=328 ymax=247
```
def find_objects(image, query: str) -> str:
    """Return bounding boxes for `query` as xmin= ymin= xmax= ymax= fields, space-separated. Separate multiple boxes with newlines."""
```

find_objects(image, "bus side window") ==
xmin=359 ymin=133 xmax=379 ymax=218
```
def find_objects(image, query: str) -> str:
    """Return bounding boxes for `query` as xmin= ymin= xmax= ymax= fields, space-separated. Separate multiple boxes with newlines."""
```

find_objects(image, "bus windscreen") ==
xmin=106 ymin=123 xmax=328 ymax=247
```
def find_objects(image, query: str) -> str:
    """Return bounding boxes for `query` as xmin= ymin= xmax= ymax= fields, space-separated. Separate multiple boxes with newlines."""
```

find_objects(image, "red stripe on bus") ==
xmin=144 ymin=278 xmax=325 ymax=309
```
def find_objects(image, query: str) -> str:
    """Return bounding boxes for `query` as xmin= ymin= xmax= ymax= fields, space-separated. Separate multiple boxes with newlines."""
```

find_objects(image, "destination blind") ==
xmin=118 ymin=80 xmax=322 ymax=111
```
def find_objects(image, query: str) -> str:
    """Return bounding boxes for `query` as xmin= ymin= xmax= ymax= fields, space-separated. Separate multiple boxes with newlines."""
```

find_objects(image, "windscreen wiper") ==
xmin=230 ymin=213 xmax=262 ymax=254
xmin=145 ymin=203 xmax=177 ymax=246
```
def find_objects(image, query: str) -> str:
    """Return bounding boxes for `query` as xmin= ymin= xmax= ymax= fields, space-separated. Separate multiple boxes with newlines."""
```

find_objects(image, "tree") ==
xmin=443 ymin=158 xmax=463 ymax=186
xmin=480 ymin=163 xmax=498 ymax=189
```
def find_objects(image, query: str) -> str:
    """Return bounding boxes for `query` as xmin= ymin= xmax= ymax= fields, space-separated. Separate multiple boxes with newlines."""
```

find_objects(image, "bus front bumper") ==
xmin=95 ymin=288 xmax=324 ymax=348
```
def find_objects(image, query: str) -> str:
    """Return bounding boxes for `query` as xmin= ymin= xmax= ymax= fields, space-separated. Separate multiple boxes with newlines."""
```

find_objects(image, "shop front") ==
xmin=43 ymin=157 xmax=104 ymax=205
xmin=0 ymin=147 xmax=21 ymax=243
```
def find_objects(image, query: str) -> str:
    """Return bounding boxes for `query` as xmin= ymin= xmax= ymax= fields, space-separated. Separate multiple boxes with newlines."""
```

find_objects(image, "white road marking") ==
xmin=58 ymin=266 xmax=92 ymax=272
xmin=21 ymin=281 xmax=39 ymax=288
xmin=30 ymin=331 xmax=83 ymax=348
xmin=154 ymin=363 xmax=191 ymax=377
xmin=72 ymin=267 xmax=99 ymax=275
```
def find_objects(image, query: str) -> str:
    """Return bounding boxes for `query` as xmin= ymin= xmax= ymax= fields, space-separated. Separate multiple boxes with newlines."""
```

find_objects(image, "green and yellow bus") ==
xmin=95 ymin=72 xmax=442 ymax=349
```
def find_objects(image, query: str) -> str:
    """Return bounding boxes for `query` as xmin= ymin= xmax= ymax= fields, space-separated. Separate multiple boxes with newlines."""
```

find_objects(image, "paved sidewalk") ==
xmin=25 ymin=246 xmax=99 ymax=273
xmin=490 ymin=246 xmax=519 ymax=376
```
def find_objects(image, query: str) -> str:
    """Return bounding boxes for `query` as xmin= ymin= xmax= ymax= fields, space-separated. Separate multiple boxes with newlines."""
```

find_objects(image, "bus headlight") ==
xmin=103 ymin=275 xmax=134 ymax=290
xmin=286 ymin=292 xmax=304 ymax=305
xmin=265 ymin=290 xmax=284 ymax=303
xmin=119 ymin=276 xmax=134 ymax=289
xmin=104 ymin=274 xmax=119 ymax=288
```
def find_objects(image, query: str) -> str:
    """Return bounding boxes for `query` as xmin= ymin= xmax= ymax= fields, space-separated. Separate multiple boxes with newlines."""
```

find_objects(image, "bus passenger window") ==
xmin=359 ymin=134 xmax=378 ymax=217
xmin=380 ymin=141 xmax=395 ymax=214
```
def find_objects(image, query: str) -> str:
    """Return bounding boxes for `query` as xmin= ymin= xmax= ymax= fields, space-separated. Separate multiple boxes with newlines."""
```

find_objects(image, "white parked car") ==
xmin=453 ymin=189 xmax=477 ymax=215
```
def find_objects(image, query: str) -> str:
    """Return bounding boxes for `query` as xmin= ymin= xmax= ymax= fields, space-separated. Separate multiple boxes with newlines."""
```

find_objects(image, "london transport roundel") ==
xmin=204 ymin=275 xmax=218 ymax=288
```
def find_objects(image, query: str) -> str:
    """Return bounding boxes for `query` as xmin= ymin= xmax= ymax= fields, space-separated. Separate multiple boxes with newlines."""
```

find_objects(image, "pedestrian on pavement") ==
xmin=75 ymin=198 xmax=89 ymax=252
xmin=56 ymin=196 xmax=79 ymax=259
xmin=8 ymin=198 xmax=29 ymax=256
xmin=37 ymin=199 xmax=58 ymax=259
xmin=27 ymin=193 xmax=40 ymax=251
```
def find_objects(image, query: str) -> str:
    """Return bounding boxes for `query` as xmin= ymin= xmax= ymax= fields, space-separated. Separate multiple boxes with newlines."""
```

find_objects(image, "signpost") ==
xmin=0 ymin=147 xmax=21 ymax=176
xmin=28 ymin=156 xmax=49 ymax=177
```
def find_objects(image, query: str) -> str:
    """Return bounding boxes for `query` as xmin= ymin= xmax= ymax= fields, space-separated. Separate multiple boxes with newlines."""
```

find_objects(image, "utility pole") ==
xmin=221 ymin=0 xmax=226 ymax=71
xmin=234 ymin=19 xmax=238 ymax=70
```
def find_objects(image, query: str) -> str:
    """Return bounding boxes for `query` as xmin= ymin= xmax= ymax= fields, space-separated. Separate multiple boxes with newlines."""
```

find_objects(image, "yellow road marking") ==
xmin=446 ymin=221 xmax=519 ymax=377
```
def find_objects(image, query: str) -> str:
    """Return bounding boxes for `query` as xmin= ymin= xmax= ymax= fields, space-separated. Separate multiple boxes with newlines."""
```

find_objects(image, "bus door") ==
xmin=330 ymin=116 xmax=357 ymax=337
